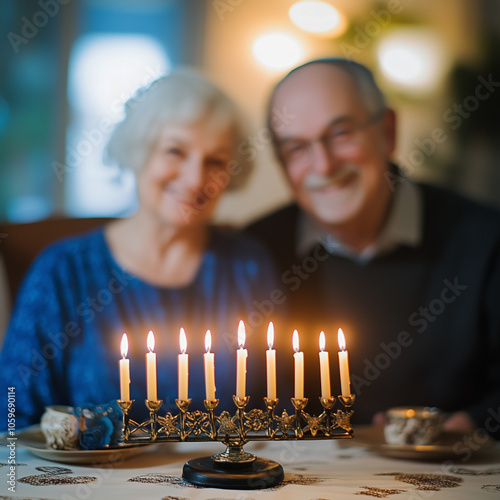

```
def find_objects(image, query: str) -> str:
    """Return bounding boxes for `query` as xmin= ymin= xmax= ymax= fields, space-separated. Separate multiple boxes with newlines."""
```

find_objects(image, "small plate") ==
xmin=349 ymin=425 xmax=495 ymax=460
xmin=15 ymin=425 xmax=152 ymax=464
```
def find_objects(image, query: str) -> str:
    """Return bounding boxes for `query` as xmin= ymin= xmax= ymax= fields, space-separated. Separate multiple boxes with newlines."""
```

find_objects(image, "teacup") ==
xmin=384 ymin=406 xmax=442 ymax=446
xmin=40 ymin=406 xmax=79 ymax=450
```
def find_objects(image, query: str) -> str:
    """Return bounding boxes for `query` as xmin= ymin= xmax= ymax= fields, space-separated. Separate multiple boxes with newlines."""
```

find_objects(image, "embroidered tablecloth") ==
xmin=2 ymin=436 xmax=499 ymax=499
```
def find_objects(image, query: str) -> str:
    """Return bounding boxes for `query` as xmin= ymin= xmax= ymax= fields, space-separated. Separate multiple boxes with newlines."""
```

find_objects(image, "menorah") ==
xmin=116 ymin=321 xmax=355 ymax=489
xmin=117 ymin=393 xmax=355 ymax=489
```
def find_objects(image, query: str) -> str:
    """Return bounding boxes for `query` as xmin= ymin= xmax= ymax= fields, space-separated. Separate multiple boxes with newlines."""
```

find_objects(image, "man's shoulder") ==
xmin=420 ymin=182 xmax=500 ymax=229
xmin=244 ymin=203 xmax=300 ymax=268
xmin=246 ymin=203 xmax=299 ymax=239
xmin=419 ymin=182 xmax=500 ymax=255
xmin=210 ymin=226 xmax=274 ymax=261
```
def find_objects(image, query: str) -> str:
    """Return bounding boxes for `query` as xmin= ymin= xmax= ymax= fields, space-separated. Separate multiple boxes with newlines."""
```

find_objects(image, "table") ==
xmin=1 ymin=432 xmax=499 ymax=499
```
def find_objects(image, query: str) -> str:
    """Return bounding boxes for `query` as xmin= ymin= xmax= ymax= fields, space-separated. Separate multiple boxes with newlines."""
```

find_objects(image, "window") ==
xmin=65 ymin=34 xmax=169 ymax=216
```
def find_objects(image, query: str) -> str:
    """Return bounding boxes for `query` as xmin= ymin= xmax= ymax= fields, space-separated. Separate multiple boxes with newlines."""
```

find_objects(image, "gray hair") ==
xmin=267 ymin=57 xmax=387 ymax=132
xmin=105 ymin=69 xmax=251 ymax=190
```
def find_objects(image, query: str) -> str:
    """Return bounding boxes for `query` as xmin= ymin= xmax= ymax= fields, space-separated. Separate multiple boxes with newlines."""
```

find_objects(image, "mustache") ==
xmin=303 ymin=166 xmax=359 ymax=190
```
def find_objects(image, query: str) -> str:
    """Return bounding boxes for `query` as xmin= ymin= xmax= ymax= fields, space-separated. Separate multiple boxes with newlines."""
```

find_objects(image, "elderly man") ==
xmin=247 ymin=58 xmax=500 ymax=439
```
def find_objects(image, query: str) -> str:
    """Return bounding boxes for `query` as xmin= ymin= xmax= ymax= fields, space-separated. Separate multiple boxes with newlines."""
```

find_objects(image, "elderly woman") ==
xmin=0 ymin=71 xmax=278 ymax=430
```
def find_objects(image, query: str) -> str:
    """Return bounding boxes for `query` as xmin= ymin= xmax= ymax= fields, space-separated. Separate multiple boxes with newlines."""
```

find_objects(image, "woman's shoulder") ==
xmin=10 ymin=227 xmax=111 ymax=316
xmin=36 ymin=226 xmax=107 ymax=263
xmin=25 ymin=227 xmax=109 ymax=284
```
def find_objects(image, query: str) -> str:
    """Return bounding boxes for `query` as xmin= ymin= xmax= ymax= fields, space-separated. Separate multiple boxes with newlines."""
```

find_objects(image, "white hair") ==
xmin=105 ymin=69 xmax=251 ymax=190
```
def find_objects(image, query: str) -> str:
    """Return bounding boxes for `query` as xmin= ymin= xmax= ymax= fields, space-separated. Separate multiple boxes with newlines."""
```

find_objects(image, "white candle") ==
xmin=338 ymin=328 xmax=351 ymax=397
xmin=119 ymin=333 xmax=130 ymax=401
xmin=236 ymin=320 xmax=248 ymax=399
xmin=178 ymin=328 xmax=189 ymax=401
xmin=318 ymin=331 xmax=331 ymax=399
xmin=146 ymin=330 xmax=157 ymax=401
xmin=266 ymin=322 xmax=277 ymax=400
xmin=204 ymin=330 xmax=216 ymax=401
xmin=292 ymin=329 xmax=304 ymax=399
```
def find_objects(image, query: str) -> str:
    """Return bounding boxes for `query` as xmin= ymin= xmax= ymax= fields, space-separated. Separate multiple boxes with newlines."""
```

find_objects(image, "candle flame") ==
xmin=338 ymin=328 xmax=346 ymax=351
xmin=180 ymin=327 xmax=187 ymax=354
xmin=121 ymin=333 xmax=128 ymax=358
xmin=292 ymin=329 xmax=300 ymax=353
xmin=267 ymin=322 xmax=274 ymax=350
xmin=147 ymin=330 xmax=155 ymax=352
xmin=319 ymin=331 xmax=326 ymax=352
xmin=205 ymin=330 xmax=212 ymax=353
xmin=238 ymin=320 xmax=246 ymax=349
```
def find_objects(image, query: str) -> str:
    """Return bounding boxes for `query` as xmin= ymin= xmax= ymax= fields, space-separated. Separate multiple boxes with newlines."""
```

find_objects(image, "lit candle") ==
xmin=338 ymin=328 xmax=351 ymax=397
xmin=318 ymin=331 xmax=331 ymax=399
xmin=236 ymin=320 xmax=248 ymax=399
xmin=146 ymin=330 xmax=157 ymax=401
xmin=292 ymin=329 xmax=304 ymax=399
xmin=119 ymin=333 xmax=130 ymax=401
xmin=178 ymin=328 xmax=189 ymax=401
xmin=266 ymin=322 xmax=277 ymax=400
xmin=204 ymin=330 xmax=216 ymax=401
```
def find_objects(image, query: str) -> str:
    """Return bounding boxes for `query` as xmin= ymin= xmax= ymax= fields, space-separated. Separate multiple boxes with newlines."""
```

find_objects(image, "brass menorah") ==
xmin=117 ymin=393 xmax=355 ymax=489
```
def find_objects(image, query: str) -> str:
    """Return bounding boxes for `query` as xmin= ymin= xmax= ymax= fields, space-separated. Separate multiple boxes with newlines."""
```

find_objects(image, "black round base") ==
xmin=182 ymin=456 xmax=284 ymax=490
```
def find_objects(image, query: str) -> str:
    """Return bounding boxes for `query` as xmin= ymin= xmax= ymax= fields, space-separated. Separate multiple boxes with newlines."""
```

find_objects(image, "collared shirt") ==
xmin=296 ymin=179 xmax=422 ymax=264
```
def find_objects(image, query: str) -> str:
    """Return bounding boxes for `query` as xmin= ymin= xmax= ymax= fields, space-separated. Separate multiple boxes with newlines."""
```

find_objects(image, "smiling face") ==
xmin=136 ymin=117 xmax=235 ymax=228
xmin=271 ymin=63 xmax=396 ymax=234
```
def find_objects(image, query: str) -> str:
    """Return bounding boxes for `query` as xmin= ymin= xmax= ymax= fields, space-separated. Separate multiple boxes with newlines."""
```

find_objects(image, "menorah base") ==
xmin=182 ymin=456 xmax=284 ymax=489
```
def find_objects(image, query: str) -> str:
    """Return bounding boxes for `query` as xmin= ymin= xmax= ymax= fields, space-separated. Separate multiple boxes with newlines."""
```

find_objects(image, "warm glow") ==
xmin=267 ymin=322 xmax=274 ymax=350
xmin=205 ymin=330 xmax=212 ymax=353
xmin=338 ymin=328 xmax=346 ymax=351
xmin=238 ymin=320 xmax=246 ymax=349
xmin=319 ymin=331 xmax=326 ymax=352
xmin=147 ymin=330 xmax=155 ymax=353
xmin=292 ymin=329 xmax=300 ymax=353
xmin=289 ymin=1 xmax=347 ymax=37
xmin=252 ymin=33 xmax=302 ymax=70
xmin=179 ymin=328 xmax=187 ymax=354
xmin=121 ymin=333 xmax=128 ymax=358
xmin=377 ymin=28 xmax=447 ymax=93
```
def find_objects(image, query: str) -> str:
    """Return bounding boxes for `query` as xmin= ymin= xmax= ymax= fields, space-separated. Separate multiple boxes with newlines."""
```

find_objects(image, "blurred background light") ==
xmin=289 ymin=0 xmax=347 ymax=37
xmin=377 ymin=28 xmax=447 ymax=93
xmin=252 ymin=33 xmax=303 ymax=69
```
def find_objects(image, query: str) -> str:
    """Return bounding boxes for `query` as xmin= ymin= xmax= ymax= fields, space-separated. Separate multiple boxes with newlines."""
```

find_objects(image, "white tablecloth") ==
xmin=2 ymin=435 xmax=499 ymax=499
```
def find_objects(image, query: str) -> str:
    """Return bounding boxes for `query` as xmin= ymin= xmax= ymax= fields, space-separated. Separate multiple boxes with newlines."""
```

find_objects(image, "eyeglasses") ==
xmin=277 ymin=111 xmax=384 ymax=165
